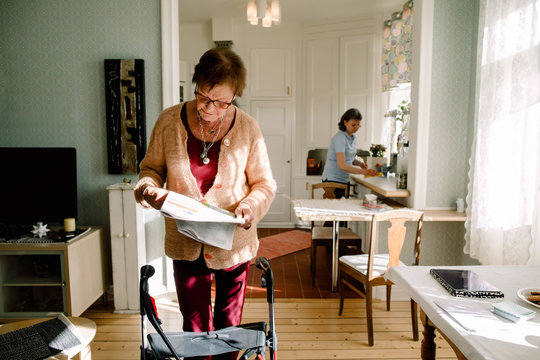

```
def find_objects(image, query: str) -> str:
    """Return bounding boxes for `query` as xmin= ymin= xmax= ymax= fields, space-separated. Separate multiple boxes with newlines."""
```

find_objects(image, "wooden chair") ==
xmin=310 ymin=182 xmax=363 ymax=286
xmin=338 ymin=209 xmax=423 ymax=346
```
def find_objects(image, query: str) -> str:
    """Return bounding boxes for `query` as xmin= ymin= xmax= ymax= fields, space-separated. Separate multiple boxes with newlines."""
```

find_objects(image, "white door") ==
xmin=304 ymin=38 xmax=339 ymax=148
xmin=250 ymin=100 xmax=292 ymax=224
xmin=340 ymin=35 xmax=373 ymax=150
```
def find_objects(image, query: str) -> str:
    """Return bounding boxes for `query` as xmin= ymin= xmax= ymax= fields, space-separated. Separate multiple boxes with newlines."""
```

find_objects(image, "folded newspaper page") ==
xmin=174 ymin=220 xmax=238 ymax=250
xmin=160 ymin=191 xmax=245 ymax=250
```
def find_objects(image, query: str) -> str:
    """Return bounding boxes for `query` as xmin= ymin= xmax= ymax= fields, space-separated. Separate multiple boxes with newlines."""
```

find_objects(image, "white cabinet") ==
xmin=0 ymin=228 xmax=106 ymax=320
xmin=107 ymin=183 xmax=146 ymax=313
xmin=292 ymin=176 xmax=322 ymax=227
xmin=250 ymin=48 xmax=292 ymax=98
xmin=304 ymin=33 xmax=375 ymax=150
xmin=293 ymin=176 xmax=322 ymax=200
xmin=249 ymin=47 xmax=295 ymax=226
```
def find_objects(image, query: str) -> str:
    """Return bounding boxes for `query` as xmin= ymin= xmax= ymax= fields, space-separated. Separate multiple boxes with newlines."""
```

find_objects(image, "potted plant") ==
xmin=368 ymin=144 xmax=386 ymax=170
xmin=370 ymin=144 xmax=386 ymax=158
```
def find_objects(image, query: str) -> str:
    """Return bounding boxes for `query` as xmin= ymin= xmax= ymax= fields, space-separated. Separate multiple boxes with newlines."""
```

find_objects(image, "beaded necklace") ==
xmin=197 ymin=111 xmax=224 ymax=165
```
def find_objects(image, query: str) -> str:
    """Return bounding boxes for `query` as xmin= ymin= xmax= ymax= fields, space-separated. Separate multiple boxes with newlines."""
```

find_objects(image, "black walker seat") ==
xmin=140 ymin=257 xmax=277 ymax=360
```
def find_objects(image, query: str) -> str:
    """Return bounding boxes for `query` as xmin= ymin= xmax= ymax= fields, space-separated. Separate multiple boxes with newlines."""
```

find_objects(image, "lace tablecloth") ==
xmin=291 ymin=199 xmax=392 ymax=221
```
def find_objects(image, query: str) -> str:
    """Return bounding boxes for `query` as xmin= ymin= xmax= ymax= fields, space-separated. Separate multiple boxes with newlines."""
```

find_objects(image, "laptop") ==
xmin=430 ymin=269 xmax=504 ymax=298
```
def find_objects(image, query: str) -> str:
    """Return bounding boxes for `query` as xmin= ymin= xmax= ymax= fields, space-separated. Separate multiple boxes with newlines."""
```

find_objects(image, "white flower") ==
xmin=31 ymin=222 xmax=50 ymax=238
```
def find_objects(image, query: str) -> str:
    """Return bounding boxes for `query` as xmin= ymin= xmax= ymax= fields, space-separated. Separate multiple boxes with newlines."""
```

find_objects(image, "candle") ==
xmin=456 ymin=198 xmax=465 ymax=213
xmin=64 ymin=218 xmax=76 ymax=232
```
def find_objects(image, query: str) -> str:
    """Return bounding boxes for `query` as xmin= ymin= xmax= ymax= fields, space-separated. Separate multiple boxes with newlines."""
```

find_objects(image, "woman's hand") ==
xmin=352 ymin=157 xmax=368 ymax=170
xmin=142 ymin=186 xmax=169 ymax=210
xmin=363 ymin=168 xmax=380 ymax=177
xmin=235 ymin=204 xmax=254 ymax=229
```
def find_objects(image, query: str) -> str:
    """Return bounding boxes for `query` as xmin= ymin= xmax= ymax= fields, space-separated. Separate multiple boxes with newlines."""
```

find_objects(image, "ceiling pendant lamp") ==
xmin=262 ymin=5 xmax=272 ymax=27
xmin=257 ymin=0 xmax=266 ymax=19
xmin=271 ymin=0 xmax=281 ymax=24
xmin=247 ymin=0 xmax=281 ymax=27
xmin=246 ymin=0 xmax=258 ymax=25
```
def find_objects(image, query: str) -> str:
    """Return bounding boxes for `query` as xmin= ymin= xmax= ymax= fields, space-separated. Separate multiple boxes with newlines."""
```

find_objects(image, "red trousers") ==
xmin=173 ymin=254 xmax=250 ymax=360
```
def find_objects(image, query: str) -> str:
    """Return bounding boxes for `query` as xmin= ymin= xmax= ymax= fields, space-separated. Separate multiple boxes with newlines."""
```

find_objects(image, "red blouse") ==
xmin=181 ymin=104 xmax=234 ymax=196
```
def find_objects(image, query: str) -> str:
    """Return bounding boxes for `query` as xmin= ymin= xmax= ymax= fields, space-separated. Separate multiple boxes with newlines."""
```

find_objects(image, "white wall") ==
xmin=179 ymin=21 xmax=214 ymax=96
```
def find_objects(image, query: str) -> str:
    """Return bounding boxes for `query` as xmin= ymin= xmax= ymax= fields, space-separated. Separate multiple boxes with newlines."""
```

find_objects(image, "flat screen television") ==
xmin=0 ymin=147 xmax=78 ymax=236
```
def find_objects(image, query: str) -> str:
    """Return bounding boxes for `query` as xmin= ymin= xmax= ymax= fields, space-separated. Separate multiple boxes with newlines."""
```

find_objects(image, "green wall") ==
xmin=0 ymin=0 xmax=161 ymax=228
xmin=427 ymin=0 xmax=478 ymax=208
xmin=420 ymin=0 xmax=480 ymax=266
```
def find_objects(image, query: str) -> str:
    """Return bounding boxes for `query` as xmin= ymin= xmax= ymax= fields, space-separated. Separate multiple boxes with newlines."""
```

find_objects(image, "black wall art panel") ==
xmin=104 ymin=59 xmax=146 ymax=174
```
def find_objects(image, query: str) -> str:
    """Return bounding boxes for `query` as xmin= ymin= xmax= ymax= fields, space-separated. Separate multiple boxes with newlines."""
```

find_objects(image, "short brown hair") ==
xmin=192 ymin=47 xmax=247 ymax=97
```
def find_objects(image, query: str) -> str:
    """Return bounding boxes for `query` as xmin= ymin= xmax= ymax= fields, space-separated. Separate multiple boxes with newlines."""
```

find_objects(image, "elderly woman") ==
xmin=134 ymin=47 xmax=276 ymax=359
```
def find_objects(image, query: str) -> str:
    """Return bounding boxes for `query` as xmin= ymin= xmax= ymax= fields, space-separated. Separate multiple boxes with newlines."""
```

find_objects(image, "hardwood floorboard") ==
xmin=83 ymin=229 xmax=458 ymax=359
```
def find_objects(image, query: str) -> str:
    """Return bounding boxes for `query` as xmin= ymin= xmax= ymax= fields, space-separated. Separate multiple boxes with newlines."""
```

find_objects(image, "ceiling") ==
xmin=178 ymin=0 xmax=406 ymax=24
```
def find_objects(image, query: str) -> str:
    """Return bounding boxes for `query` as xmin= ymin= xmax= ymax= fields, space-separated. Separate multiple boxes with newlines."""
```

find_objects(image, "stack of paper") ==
xmin=160 ymin=191 xmax=245 ymax=250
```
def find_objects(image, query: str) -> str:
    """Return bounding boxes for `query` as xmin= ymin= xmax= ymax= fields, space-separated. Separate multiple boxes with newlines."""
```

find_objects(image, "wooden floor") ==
xmin=247 ymin=228 xmax=361 ymax=299
xmin=83 ymin=228 xmax=457 ymax=359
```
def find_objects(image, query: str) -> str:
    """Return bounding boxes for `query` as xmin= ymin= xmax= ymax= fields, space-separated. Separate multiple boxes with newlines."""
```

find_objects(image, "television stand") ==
xmin=0 ymin=227 xmax=107 ymax=321
xmin=47 ymin=227 xmax=89 ymax=241
xmin=0 ymin=223 xmax=36 ymax=241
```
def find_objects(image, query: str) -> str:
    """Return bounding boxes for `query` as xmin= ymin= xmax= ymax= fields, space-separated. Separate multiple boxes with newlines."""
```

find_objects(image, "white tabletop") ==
xmin=386 ymin=265 xmax=540 ymax=360
xmin=291 ymin=198 xmax=396 ymax=291
xmin=291 ymin=198 xmax=392 ymax=221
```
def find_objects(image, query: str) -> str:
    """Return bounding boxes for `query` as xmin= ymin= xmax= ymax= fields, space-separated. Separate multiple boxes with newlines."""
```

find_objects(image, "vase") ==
xmin=367 ymin=156 xmax=386 ymax=170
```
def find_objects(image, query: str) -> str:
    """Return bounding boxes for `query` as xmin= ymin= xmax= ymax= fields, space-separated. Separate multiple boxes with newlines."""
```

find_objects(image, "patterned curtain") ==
xmin=382 ymin=0 xmax=413 ymax=92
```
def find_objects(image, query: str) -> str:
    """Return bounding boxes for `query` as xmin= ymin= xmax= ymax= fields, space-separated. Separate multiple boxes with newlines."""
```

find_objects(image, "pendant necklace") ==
xmin=197 ymin=111 xmax=224 ymax=165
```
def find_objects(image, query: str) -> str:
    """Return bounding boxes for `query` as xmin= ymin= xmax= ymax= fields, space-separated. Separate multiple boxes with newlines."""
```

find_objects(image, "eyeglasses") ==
xmin=194 ymin=89 xmax=234 ymax=110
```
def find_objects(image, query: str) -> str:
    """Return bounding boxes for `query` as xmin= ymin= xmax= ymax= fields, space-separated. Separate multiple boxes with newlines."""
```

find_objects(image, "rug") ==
xmin=255 ymin=230 xmax=311 ymax=262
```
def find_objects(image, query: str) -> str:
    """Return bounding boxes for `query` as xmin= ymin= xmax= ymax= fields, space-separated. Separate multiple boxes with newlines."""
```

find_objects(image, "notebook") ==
xmin=492 ymin=301 xmax=535 ymax=322
xmin=430 ymin=269 xmax=504 ymax=298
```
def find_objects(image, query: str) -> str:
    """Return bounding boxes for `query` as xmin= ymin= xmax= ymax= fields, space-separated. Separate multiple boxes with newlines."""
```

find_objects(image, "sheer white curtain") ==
xmin=465 ymin=0 xmax=540 ymax=265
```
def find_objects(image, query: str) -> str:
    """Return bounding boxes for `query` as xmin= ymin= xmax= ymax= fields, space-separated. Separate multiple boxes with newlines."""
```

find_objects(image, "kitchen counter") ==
xmin=350 ymin=174 xmax=466 ymax=222
xmin=350 ymin=174 xmax=410 ymax=198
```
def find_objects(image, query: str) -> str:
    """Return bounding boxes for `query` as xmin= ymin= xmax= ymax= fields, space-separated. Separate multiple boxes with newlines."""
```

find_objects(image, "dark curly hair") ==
xmin=192 ymin=47 xmax=247 ymax=97
xmin=338 ymin=108 xmax=362 ymax=131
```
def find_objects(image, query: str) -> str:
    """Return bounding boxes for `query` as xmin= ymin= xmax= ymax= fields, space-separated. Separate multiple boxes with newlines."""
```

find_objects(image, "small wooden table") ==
xmin=291 ymin=198 xmax=384 ymax=291
xmin=0 ymin=316 xmax=96 ymax=360
xmin=292 ymin=198 xmax=467 ymax=291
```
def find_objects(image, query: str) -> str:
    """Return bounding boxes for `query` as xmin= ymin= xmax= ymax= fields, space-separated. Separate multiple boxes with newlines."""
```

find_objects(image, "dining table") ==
xmin=385 ymin=265 xmax=540 ymax=359
xmin=291 ymin=198 xmax=387 ymax=291
xmin=291 ymin=196 xmax=467 ymax=291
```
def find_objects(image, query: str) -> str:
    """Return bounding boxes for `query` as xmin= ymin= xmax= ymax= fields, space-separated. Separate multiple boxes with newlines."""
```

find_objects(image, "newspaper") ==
xmin=160 ymin=191 xmax=245 ymax=250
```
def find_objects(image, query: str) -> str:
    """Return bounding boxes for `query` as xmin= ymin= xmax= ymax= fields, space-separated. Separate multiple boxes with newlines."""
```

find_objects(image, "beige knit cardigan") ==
xmin=134 ymin=103 xmax=276 ymax=269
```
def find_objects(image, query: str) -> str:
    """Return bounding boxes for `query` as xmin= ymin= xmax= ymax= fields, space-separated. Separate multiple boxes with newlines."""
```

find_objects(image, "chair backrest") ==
xmin=311 ymin=182 xmax=349 ymax=200
xmin=366 ymin=209 xmax=423 ymax=280
xmin=310 ymin=182 xmax=350 ymax=228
